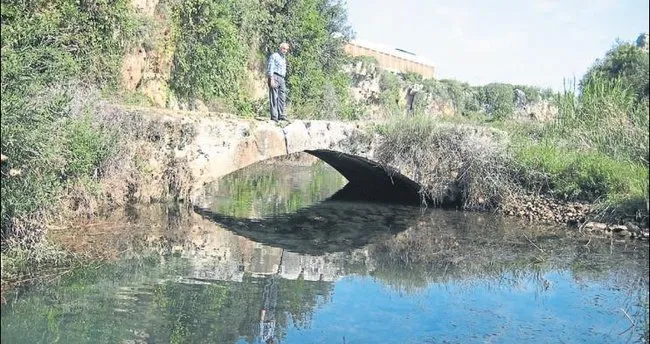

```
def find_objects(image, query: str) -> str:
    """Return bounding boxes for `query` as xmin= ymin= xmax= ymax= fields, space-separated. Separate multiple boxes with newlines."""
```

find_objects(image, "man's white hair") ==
xmin=279 ymin=42 xmax=290 ymax=49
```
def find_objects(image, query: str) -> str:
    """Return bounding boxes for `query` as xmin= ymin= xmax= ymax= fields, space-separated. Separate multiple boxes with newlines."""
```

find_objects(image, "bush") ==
xmin=169 ymin=0 xmax=260 ymax=112
xmin=350 ymin=55 xmax=378 ymax=67
xmin=374 ymin=116 xmax=517 ymax=210
xmin=1 ymin=0 xmax=139 ymax=91
xmin=478 ymin=83 xmax=515 ymax=120
xmin=378 ymin=71 xmax=402 ymax=114
xmin=415 ymin=79 xmax=551 ymax=119
xmin=1 ymin=83 xmax=117 ymax=240
xmin=422 ymin=79 xmax=482 ymax=116
xmin=581 ymin=40 xmax=649 ymax=101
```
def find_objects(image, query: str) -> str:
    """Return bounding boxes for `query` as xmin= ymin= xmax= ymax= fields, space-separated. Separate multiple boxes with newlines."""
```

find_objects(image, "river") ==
xmin=1 ymin=153 xmax=648 ymax=343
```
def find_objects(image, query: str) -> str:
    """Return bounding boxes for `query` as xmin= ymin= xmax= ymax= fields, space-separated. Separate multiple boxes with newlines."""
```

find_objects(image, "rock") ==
xmin=131 ymin=0 xmax=159 ymax=17
xmin=609 ymin=225 xmax=627 ymax=233
xmin=625 ymin=222 xmax=640 ymax=233
xmin=513 ymin=100 xmax=558 ymax=122
xmin=584 ymin=221 xmax=607 ymax=231
xmin=121 ymin=47 xmax=147 ymax=91
xmin=616 ymin=230 xmax=631 ymax=237
xmin=140 ymin=79 xmax=167 ymax=108
xmin=193 ymin=99 xmax=209 ymax=112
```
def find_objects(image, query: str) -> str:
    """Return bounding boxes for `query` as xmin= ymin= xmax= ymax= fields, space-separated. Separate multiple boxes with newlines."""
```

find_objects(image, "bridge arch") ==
xmin=187 ymin=119 xmax=427 ymax=205
xmin=304 ymin=149 xmax=425 ymax=205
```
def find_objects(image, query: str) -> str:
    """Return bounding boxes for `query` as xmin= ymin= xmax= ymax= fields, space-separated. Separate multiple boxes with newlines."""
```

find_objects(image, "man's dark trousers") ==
xmin=269 ymin=74 xmax=286 ymax=121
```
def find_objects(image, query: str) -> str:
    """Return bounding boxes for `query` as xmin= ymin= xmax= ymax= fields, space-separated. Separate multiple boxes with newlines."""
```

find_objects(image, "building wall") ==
xmin=344 ymin=42 xmax=435 ymax=79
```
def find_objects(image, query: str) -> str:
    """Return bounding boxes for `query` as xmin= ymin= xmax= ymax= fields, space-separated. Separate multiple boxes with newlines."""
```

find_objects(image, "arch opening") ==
xmin=304 ymin=149 xmax=427 ymax=206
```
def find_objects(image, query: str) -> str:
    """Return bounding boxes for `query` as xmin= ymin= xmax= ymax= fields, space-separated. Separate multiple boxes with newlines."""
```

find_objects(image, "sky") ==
xmin=344 ymin=0 xmax=649 ymax=91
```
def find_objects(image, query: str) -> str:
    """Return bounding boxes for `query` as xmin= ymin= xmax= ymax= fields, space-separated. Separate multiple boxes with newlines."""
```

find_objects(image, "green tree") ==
xmin=169 ymin=0 xmax=250 ymax=106
xmin=478 ymin=83 xmax=515 ymax=120
xmin=259 ymin=0 xmax=354 ymax=118
xmin=581 ymin=40 xmax=650 ymax=101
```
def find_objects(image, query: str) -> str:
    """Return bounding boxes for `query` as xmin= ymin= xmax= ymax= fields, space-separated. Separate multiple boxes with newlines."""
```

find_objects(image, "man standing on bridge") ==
xmin=267 ymin=42 xmax=290 ymax=122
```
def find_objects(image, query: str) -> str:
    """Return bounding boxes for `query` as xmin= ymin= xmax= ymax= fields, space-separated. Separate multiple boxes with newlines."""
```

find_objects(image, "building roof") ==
xmin=349 ymin=38 xmax=435 ymax=67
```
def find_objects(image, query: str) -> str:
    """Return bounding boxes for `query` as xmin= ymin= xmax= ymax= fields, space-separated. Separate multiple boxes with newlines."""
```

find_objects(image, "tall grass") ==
xmin=513 ymin=140 xmax=648 ymax=202
xmin=508 ymin=75 xmax=649 ymax=220
xmin=1 ymin=84 xmax=111 ymax=239
xmin=544 ymin=76 xmax=649 ymax=165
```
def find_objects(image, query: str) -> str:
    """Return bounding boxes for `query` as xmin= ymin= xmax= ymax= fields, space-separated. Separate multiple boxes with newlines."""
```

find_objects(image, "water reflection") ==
xmin=193 ymin=156 xmax=347 ymax=219
xmin=1 ymin=156 xmax=648 ymax=344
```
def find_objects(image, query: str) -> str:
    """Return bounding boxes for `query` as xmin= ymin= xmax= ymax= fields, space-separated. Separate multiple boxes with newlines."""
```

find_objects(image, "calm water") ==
xmin=2 ymin=154 xmax=649 ymax=344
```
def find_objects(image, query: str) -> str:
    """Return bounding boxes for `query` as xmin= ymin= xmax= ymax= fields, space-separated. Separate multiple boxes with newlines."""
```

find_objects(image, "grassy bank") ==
xmin=1 ymin=85 xmax=126 ymax=291
xmin=375 ymin=74 xmax=649 ymax=225
xmin=0 ymin=82 xmax=200 ymax=292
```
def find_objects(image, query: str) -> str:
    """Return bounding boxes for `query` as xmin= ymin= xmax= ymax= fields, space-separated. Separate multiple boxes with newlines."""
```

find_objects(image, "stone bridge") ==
xmin=165 ymin=116 xmax=425 ymax=205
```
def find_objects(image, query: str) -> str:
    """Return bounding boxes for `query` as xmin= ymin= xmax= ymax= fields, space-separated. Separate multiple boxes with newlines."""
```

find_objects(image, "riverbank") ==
xmin=501 ymin=193 xmax=649 ymax=240
xmin=373 ymin=113 xmax=648 ymax=240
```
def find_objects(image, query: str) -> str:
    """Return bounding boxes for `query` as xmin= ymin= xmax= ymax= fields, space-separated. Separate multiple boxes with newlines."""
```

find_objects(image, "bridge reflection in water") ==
xmin=2 ymin=156 xmax=647 ymax=344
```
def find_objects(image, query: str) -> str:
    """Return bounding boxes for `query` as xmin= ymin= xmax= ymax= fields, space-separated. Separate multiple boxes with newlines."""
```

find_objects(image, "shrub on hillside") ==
xmin=422 ymin=79 xmax=482 ymax=116
xmin=378 ymin=71 xmax=402 ymax=114
xmin=0 ymin=0 xmax=139 ymax=91
xmin=169 ymin=0 xmax=263 ymax=112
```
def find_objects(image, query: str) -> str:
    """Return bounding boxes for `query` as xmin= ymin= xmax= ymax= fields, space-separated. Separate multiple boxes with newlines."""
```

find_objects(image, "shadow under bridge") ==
xmin=303 ymin=149 xmax=426 ymax=206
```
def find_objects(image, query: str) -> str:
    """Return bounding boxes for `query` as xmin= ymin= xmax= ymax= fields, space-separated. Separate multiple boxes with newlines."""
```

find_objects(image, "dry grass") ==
xmin=374 ymin=116 xmax=520 ymax=210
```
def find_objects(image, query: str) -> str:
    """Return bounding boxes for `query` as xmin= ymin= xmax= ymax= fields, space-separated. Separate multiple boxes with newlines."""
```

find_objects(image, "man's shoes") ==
xmin=270 ymin=117 xmax=288 ymax=124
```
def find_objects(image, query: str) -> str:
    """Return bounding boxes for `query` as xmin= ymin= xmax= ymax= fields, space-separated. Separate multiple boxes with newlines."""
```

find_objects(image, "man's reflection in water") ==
xmin=259 ymin=273 xmax=279 ymax=343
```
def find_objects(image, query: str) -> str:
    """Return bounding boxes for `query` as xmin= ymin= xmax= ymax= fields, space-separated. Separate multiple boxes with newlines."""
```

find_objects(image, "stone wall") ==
xmin=110 ymin=108 xmax=378 ymax=204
